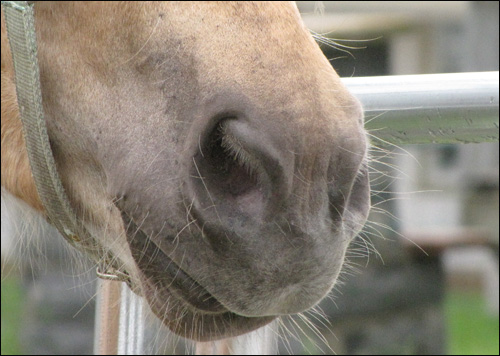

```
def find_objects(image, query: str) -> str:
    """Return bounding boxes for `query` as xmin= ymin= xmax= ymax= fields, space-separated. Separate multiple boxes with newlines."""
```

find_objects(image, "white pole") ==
xmin=117 ymin=283 xmax=145 ymax=355
xmin=93 ymin=280 xmax=145 ymax=355
xmin=94 ymin=280 xmax=121 ymax=354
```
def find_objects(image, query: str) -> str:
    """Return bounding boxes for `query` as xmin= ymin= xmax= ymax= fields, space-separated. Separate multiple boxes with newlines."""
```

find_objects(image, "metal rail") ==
xmin=342 ymin=71 xmax=499 ymax=145
xmin=94 ymin=71 xmax=499 ymax=355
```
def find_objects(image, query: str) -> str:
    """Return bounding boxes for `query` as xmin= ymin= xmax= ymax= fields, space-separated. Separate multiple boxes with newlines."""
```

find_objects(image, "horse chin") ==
xmin=119 ymin=209 xmax=275 ymax=341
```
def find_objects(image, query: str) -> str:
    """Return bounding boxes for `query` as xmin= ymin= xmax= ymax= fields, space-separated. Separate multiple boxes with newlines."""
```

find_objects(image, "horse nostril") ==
xmin=206 ymin=120 xmax=262 ymax=197
xmin=191 ymin=118 xmax=271 ymax=225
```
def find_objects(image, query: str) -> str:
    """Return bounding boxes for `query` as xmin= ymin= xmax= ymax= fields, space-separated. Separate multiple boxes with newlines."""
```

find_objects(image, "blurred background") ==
xmin=2 ymin=1 xmax=498 ymax=355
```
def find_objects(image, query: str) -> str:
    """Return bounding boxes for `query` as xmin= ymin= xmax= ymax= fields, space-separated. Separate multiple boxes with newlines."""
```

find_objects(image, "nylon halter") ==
xmin=2 ymin=1 xmax=130 ymax=284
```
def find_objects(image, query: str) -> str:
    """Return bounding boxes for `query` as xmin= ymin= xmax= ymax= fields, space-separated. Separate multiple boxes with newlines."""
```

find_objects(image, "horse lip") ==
xmin=116 ymin=208 xmax=278 ymax=340
xmin=119 ymin=210 xmax=228 ymax=314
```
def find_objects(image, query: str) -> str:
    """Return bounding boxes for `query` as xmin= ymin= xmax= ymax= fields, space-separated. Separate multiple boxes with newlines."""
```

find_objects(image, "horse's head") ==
xmin=1 ymin=2 xmax=369 ymax=341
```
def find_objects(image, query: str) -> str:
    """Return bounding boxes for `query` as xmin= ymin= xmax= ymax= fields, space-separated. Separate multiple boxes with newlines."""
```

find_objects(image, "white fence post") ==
xmin=94 ymin=280 xmax=121 ymax=354
xmin=94 ymin=280 xmax=145 ymax=355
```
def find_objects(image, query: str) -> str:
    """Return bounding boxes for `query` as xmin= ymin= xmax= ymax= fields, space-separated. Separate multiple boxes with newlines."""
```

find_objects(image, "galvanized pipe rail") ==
xmin=342 ymin=71 xmax=499 ymax=145
xmin=95 ymin=71 xmax=498 ymax=355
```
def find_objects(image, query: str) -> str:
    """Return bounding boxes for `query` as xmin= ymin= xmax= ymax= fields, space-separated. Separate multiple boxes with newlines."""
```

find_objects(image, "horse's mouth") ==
xmin=120 ymin=210 xmax=226 ymax=313
xmin=119 ymin=210 xmax=275 ymax=341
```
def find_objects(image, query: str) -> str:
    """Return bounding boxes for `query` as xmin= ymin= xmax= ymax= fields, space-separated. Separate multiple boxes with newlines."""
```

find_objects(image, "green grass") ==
xmin=1 ymin=274 xmax=23 ymax=355
xmin=445 ymin=291 xmax=499 ymax=355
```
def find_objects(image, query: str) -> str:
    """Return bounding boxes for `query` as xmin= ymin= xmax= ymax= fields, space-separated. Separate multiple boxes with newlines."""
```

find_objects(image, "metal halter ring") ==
xmin=96 ymin=265 xmax=131 ymax=283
